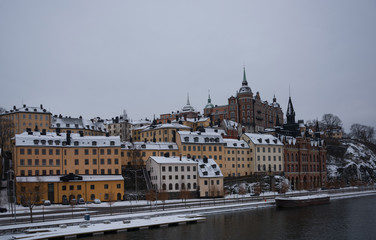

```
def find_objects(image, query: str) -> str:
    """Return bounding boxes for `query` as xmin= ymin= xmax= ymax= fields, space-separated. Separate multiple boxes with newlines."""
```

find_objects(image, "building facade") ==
xmin=13 ymin=131 xmax=124 ymax=203
xmin=197 ymin=157 xmax=224 ymax=197
xmin=203 ymin=68 xmax=283 ymax=133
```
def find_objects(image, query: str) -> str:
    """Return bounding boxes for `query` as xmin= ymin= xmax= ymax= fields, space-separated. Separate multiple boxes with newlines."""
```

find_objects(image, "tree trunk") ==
xmin=29 ymin=207 xmax=33 ymax=223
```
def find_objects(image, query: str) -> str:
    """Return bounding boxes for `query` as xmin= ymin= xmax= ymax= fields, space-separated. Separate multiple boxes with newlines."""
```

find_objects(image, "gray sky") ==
xmin=1 ymin=0 xmax=375 ymax=132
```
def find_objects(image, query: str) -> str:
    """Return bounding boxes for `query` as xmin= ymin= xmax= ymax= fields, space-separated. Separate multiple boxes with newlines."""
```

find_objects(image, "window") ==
xmin=20 ymin=159 xmax=25 ymax=166
xmin=107 ymin=159 xmax=112 ymax=164
xmin=35 ymin=159 xmax=39 ymax=166
xmin=181 ymin=166 xmax=184 ymax=171
xmin=204 ymin=180 xmax=208 ymax=185
xmin=108 ymin=169 xmax=112 ymax=174
xmin=101 ymin=159 xmax=105 ymax=164
xmin=175 ymin=166 xmax=178 ymax=172
xmin=49 ymin=159 xmax=53 ymax=165
xmin=70 ymin=185 xmax=74 ymax=190
xmin=107 ymin=149 xmax=111 ymax=155
xmin=20 ymin=148 xmax=24 ymax=155
xmin=74 ymin=149 xmax=79 ymax=155
xmin=90 ymin=185 xmax=95 ymax=190
xmin=49 ymin=149 xmax=53 ymax=155
xmin=62 ymin=186 xmax=66 ymax=191
xmin=104 ymin=184 xmax=109 ymax=189
xmin=162 ymin=166 xmax=166 ymax=172
xmin=35 ymin=149 xmax=39 ymax=155
xmin=56 ymin=159 xmax=60 ymax=166
xmin=77 ymin=185 xmax=82 ymax=190
xmin=42 ymin=159 xmax=46 ymax=166
xmin=117 ymin=184 xmax=121 ymax=189
xmin=56 ymin=149 xmax=60 ymax=155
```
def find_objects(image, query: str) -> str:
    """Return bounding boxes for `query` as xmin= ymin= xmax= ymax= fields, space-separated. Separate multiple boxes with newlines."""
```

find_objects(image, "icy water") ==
xmin=88 ymin=195 xmax=376 ymax=240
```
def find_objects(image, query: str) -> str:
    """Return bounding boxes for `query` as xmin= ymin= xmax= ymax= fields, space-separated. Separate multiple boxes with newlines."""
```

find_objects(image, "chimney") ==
xmin=79 ymin=131 xmax=84 ymax=137
xmin=179 ymin=154 xmax=182 ymax=161
xmin=66 ymin=130 xmax=71 ymax=145
xmin=203 ymin=156 xmax=208 ymax=163
xmin=56 ymin=128 xmax=61 ymax=135
xmin=106 ymin=132 xmax=109 ymax=137
xmin=23 ymin=104 xmax=26 ymax=107
xmin=164 ymin=152 xmax=170 ymax=158
xmin=40 ymin=104 xmax=43 ymax=109
xmin=41 ymin=129 xmax=46 ymax=135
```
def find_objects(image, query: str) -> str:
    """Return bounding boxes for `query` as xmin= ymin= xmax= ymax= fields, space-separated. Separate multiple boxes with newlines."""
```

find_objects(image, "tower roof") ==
xmin=182 ymin=93 xmax=195 ymax=112
xmin=239 ymin=67 xmax=252 ymax=94
xmin=204 ymin=91 xmax=214 ymax=109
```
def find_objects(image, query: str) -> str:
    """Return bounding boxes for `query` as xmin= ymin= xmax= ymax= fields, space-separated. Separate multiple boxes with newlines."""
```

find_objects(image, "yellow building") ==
xmin=50 ymin=116 xmax=107 ymax=136
xmin=121 ymin=142 xmax=179 ymax=168
xmin=13 ymin=131 xmax=124 ymax=203
xmin=241 ymin=133 xmax=284 ymax=175
xmin=176 ymin=117 xmax=211 ymax=131
xmin=0 ymin=104 xmax=51 ymax=137
xmin=176 ymin=130 xmax=226 ymax=173
xmin=223 ymin=139 xmax=253 ymax=177
xmin=133 ymin=123 xmax=190 ymax=143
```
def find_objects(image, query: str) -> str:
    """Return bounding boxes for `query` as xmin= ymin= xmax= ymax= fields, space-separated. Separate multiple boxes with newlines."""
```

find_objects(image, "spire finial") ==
xmin=242 ymin=66 xmax=248 ymax=86
xmin=187 ymin=92 xmax=190 ymax=105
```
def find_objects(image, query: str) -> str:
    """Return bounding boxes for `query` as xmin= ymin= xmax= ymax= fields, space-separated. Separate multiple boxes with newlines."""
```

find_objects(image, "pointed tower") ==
xmin=286 ymin=96 xmax=296 ymax=124
xmin=182 ymin=93 xmax=195 ymax=112
xmin=238 ymin=67 xmax=252 ymax=94
xmin=315 ymin=119 xmax=321 ymax=139
xmin=205 ymin=91 xmax=214 ymax=109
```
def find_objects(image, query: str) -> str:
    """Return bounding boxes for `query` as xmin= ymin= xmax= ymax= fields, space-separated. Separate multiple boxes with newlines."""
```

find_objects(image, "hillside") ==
xmin=327 ymin=139 xmax=376 ymax=184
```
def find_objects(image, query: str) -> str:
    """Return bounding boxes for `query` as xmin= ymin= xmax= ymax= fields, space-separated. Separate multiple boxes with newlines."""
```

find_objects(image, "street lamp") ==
xmin=42 ymin=199 xmax=45 ymax=222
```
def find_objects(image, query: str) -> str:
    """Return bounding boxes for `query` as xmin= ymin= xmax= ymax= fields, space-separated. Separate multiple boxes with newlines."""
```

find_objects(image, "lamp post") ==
xmin=42 ymin=199 xmax=45 ymax=222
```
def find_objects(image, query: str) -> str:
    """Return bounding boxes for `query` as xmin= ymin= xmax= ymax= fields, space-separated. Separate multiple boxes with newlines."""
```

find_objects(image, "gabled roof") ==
xmin=178 ymin=131 xmax=224 ymax=144
xmin=243 ymin=133 xmax=283 ymax=146
xmin=197 ymin=158 xmax=223 ymax=178
xmin=148 ymin=156 xmax=198 ymax=165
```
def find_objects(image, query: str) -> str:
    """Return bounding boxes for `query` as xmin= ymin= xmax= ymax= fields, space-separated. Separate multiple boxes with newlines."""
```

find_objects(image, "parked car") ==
xmin=43 ymin=200 xmax=51 ymax=206
xmin=70 ymin=198 xmax=77 ymax=205
xmin=62 ymin=198 xmax=69 ymax=205
xmin=78 ymin=198 xmax=85 ymax=205
xmin=0 ymin=208 xmax=7 ymax=213
xmin=94 ymin=199 xmax=101 ymax=204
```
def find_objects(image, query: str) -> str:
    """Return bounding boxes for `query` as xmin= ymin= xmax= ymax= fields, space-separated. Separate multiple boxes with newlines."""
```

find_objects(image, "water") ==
xmin=87 ymin=195 xmax=376 ymax=240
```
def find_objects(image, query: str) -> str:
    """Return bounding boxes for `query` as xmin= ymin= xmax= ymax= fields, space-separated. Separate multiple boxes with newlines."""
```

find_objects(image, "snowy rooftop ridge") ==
xmin=15 ymin=131 xmax=121 ymax=147
xmin=51 ymin=117 xmax=107 ymax=132
xmin=197 ymin=158 xmax=223 ymax=178
xmin=223 ymin=139 xmax=249 ymax=149
xmin=178 ymin=131 xmax=224 ymax=144
xmin=243 ymin=133 xmax=283 ymax=146
xmin=16 ymin=175 xmax=124 ymax=182
xmin=148 ymin=156 xmax=198 ymax=165
xmin=142 ymin=123 xmax=190 ymax=132
xmin=1 ymin=104 xmax=51 ymax=115
xmin=121 ymin=142 xmax=178 ymax=150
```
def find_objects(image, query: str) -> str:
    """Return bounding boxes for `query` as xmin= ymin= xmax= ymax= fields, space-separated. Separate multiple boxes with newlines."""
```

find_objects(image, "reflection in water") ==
xmin=87 ymin=195 xmax=376 ymax=240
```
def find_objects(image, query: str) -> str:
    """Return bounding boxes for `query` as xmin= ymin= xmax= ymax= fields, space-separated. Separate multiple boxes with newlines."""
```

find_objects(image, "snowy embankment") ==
xmin=2 ymin=188 xmax=376 ymax=240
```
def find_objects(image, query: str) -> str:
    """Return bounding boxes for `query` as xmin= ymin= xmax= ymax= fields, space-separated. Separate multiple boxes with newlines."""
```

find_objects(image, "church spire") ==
xmin=242 ymin=66 xmax=248 ymax=86
xmin=187 ymin=93 xmax=190 ymax=105
xmin=286 ymin=96 xmax=296 ymax=124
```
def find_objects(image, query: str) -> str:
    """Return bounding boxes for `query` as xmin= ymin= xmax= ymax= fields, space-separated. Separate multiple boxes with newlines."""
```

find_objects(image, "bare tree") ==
xmin=145 ymin=189 xmax=156 ymax=210
xmin=0 ymin=117 xmax=15 ymax=170
xmin=17 ymin=179 xmax=45 ymax=223
xmin=179 ymin=189 xmax=190 ymax=208
xmin=350 ymin=124 xmax=374 ymax=142
xmin=253 ymin=183 xmax=261 ymax=196
xmin=158 ymin=190 xmax=169 ymax=211
xmin=238 ymin=184 xmax=246 ymax=202
xmin=106 ymin=191 xmax=116 ymax=215
xmin=320 ymin=114 xmax=342 ymax=138
xmin=280 ymin=181 xmax=289 ymax=194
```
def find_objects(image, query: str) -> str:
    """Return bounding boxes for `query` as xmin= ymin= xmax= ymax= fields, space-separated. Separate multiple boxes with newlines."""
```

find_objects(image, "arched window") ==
xmin=169 ymin=183 xmax=173 ymax=190
xmin=193 ymin=183 xmax=197 ymax=189
xmin=181 ymin=183 xmax=185 ymax=190
xmin=162 ymin=183 xmax=167 ymax=191
xmin=117 ymin=193 xmax=122 ymax=200
xmin=90 ymin=194 xmax=95 ymax=200
xmin=187 ymin=183 xmax=191 ymax=189
xmin=175 ymin=183 xmax=179 ymax=190
xmin=104 ymin=194 xmax=109 ymax=200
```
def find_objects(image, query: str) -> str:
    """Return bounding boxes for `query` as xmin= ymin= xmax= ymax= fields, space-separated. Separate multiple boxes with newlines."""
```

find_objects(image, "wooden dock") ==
xmin=11 ymin=215 xmax=206 ymax=240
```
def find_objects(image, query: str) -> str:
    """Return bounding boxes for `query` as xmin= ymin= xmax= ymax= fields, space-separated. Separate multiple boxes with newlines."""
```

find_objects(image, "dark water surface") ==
xmin=87 ymin=195 xmax=376 ymax=240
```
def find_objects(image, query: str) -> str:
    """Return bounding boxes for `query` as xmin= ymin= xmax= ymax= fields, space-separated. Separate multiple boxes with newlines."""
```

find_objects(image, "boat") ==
xmin=275 ymin=194 xmax=330 ymax=208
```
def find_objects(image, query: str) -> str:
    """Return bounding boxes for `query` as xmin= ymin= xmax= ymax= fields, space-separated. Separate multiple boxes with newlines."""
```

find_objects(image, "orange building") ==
xmin=13 ymin=131 xmax=124 ymax=203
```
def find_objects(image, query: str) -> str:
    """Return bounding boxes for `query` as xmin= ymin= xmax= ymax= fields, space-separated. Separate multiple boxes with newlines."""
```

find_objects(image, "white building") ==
xmin=146 ymin=156 xmax=198 ymax=198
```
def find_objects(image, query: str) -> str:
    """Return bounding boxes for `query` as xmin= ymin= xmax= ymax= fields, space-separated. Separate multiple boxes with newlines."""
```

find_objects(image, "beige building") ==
xmin=223 ymin=139 xmax=252 ymax=177
xmin=121 ymin=142 xmax=179 ymax=168
xmin=132 ymin=123 xmax=190 ymax=143
xmin=197 ymin=157 xmax=224 ymax=197
xmin=146 ymin=156 xmax=198 ymax=198
xmin=241 ymin=133 xmax=284 ymax=175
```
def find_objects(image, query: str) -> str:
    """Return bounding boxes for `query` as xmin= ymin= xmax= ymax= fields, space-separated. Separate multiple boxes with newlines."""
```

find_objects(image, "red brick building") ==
xmin=204 ymin=68 xmax=283 ymax=133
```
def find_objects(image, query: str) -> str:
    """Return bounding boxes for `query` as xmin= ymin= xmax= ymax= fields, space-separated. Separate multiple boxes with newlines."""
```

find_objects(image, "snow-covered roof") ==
xmin=15 ymin=131 xmax=121 ymax=147
xmin=223 ymin=119 xmax=238 ymax=130
xmin=197 ymin=158 xmax=223 ymax=178
xmin=182 ymin=117 xmax=209 ymax=123
xmin=1 ymin=104 xmax=51 ymax=115
xmin=121 ymin=142 xmax=178 ymax=150
xmin=203 ymin=128 xmax=226 ymax=136
xmin=178 ymin=131 xmax=224 ymax=144
xmin=142 ymin=123 xmax=190 ymax=132
xmin=16 ymin=175 xmax=124 ymax=182
xmin=130 ymin=119 xmax=152 ymax=126
xmin=148 ymin=156 xmax=198 ymax=165
xmin=243 ymin=133 xmax=283 ymax=146
xmin=51 ymin=117 xmax=106 ymax=132
xmin=223 ymin=139 xmax=249 ymax=148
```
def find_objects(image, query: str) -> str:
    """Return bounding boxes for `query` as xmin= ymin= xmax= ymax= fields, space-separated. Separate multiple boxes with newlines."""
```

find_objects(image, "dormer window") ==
xmin=141 ymin=144 xmax=146 ymax=148
xmin=110 ymin=141 xmax=115 ymax=146
xmin=55 ymin=140 xmax=60 ymax=145
xmin=233 ymin=143 xmax=237 ymax=147
xmin=194 ymin=137 xmax=199 ymax=143
xmin=258 ymin=138 xmax=262 ymax=143
xmin=41 ymin=140 xmax=46 ymax=145
xmin=75 ymin=124 xmax=79 ymax=128
xmin=57 ymin=123 xmax=60 ymax=127
xmin=34 ymin=140 xmax=39 ymax=144
xmin=241 ymin=143 xmax=245 ymax=147
xmin=215 ymin=138 xmax=219 ymax=143
xmin=205 ymin=138 xmax=209 ymax=143
xmin=203 ymin=171 xmax=208 ymax=176
xmin=74 ymin=141 xmax=79 ymax=146
xmin=48 ymin=140 xmax=53 ymax=145
xmin=66 ymin=124 xmax=70 ymax=128
xmin=92 ymin=141 xmax=97 ymax=146
xmin=184 ymin=137 xmax=189 ymax=142
xmin=215 ymin=171 xmax=220 ymax=175
xmin=168 ymin=145 xmax=173 ymax=149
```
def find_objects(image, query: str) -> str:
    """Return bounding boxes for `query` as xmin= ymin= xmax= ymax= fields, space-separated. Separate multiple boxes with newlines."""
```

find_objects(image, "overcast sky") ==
xmin=1 ymin=0 xmax=375 ymax=132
